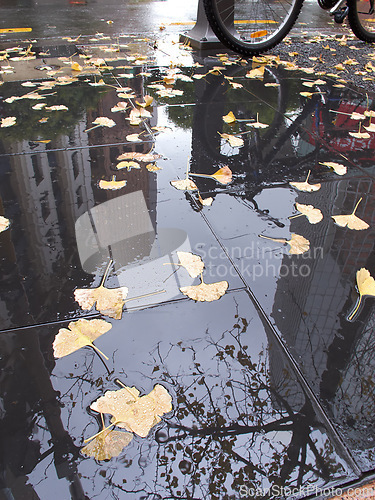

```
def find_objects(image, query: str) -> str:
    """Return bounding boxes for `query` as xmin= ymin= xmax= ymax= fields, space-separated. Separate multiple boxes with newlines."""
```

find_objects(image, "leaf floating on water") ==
xmin=116 ymin=161 xmax=141 ymax=171
xmin=75 ymin=285 xmax=128 ymax=319
xmin=247 ymin=113 xmax=268 ymax=129
xmin=198 ymin=193 xmax=213 ymax=206
xmin=350 ymin=111 xmax=365 ymax=120
xmin=348 ymin=268 xmax=375 ymax=320
xmin=319 ymin=161 xmax=347 ymax=176
xmin=146 ymin=163 xmax=161 ymax=172
xmin=222 ymin=111 xmax=236 ymax=124
xmin=99 ymin=176 xmax=127 ymax=190
xmin=245 ymin=66 xmax=265 ymax=79
xmin=135 ymin=95 xmax=153 ymax=108
xmin=364 ymin=123 xmax=375 ymax=132
xmin=117 ymin=152 xmax=162 ymax=162
xmin=177 ymin=251 xmax=204 ymax=278
xmin=71 ymin=61 xmax=83 ymax=72
xmin=290 ymin=170 xmax=321 ymax=192
xmin=75 ymin=260 xmax=128 ymax=319
xmin=349 ymin=130 xmax=371 ymax=139
xmin=190 ymin=166 xmax=232 ymax=185
xmin=126 ymin=133 xmax=143 ymax=142
xmin=81 ymin=429 xmax=133 ymax=460
xmin=220 ymin=133 xmax=244 ymax=148
xmin=1 ymin=116 xmax=16 ymax=127
xmin=180 ymin=276 xmax=228 ymax=302
xmin=332 ymin=197 xmax=369 ymax=230
xmin=259 ymin=233 xmax=310 ymax=255
xmin=170 ymin=178 xmax=197 ymax=191
xmin=93 ymin=117 xmax=116 ymax=128
xmin=53 ymin=318 xmax=112 ymax=359
xmin=0 ymin=215 xmax=10 ymax=232
xmin=45 ymin=105 xmax=68 ymax=111
xmin=111 ymin=102 xmax=128 ymax=113
xmin=294 ymin=203 xmax=323 ymax=224
xmin=90 ymin=384 xmax=172 ymax=438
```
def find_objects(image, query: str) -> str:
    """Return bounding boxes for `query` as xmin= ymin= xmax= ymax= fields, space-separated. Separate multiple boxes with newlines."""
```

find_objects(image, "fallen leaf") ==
xmin=220 ymin=133 xmax=244 ymax=148
xmin=117 ymin=152 xmax=162 ymax=162
xmin=350 ymin=111 xmax=365 ymax=120
xmin=198 ymin=193 xmax=213 ymax=206
xmin=222 ymin=111 xmax=236 ymax=124
xmin=176 ymin=251 xmax=204 ymax=278
xmin=319 ymin=161 xmax=347 ymax=176
xmin=247 ymin=114 xmax=268 ymax=129
xmin=146 ymin=163 xmax=161 ymax=172
xmin=364 ymin=123 xmax=375 ymax=132
xmin=93 ymin=117 xmax=116 ymax=128
xmin=332 ymin=197 xmax=369 ymax=230
xmin=81 ymin=429 xmax=133 ymax=460
xmin=32 ymin=103 xmax=46 ymax=110
xmin=290 ymin=170 xmax=321 ymax=192
xmin=348 ymin=268 xmax=375 ymax=320
xmin=190 ymin=166 xmax=232 ymax=185
xmin=246 ymin=66 xmax=265 ymax=79
xmin=53 ymin=318 xmax=112 ymax=359
xmin=90 ymin=384 xmax=172 ymax=437
xmin=349 ymin=130 xmax=371 ymax=139
xmin=135 ymin=95 xmax=153 ymax=108
xmin=0 ymin=215 xmax=10 ymax=232
xmin=71 ymin=61 xmax=83 ymax=72
xmin=75 ymin=260 xmax=128 ymax=319
xmin=180 ymin=277 xmax=228 ymax=302
xmin=1 ymin=116 xmax=16 ymax=127
xmin=259 ymin=233 xmax=310 ymax=255
xmin=99 ymin=176 xmax=127 ymax=190
xmin=126 ymin=133 xmax=143 ymax=142
xmin=111 ymin=102 xmax=128 ymax=112
xmin=294 ymin=203 xmax=323 ymax=224
xmin=170 ymin=178 xmax=198 ymax=191
xmin=45 ymin=105 xmax=68 ymax=111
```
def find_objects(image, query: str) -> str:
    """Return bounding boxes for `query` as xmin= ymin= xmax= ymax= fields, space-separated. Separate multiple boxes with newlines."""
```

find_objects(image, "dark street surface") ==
xmin=0 ymin=1 xmax=375 ymax=499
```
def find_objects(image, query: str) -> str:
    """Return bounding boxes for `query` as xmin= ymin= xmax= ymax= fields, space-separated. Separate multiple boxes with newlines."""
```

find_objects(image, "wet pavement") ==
xmin=1 ymin=1 xmax=375 ymax=500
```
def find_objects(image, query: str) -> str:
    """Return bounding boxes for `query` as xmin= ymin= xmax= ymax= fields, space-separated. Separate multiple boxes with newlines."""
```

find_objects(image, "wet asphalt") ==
xmin=0 ymin=1 xmax=375 ymax=500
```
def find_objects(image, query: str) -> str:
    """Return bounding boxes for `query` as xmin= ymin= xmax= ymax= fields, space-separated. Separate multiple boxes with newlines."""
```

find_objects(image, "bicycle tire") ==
xmin=348 ymin=0 xmax=375 ymax=42
xmin=203 ymin=0 xmax=304 ymax=55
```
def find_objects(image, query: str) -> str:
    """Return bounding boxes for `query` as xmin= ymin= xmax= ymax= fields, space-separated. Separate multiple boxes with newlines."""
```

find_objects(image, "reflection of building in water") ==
xmin=0 ymin=73 xmax=158 ymax=328
xmin=271 ymin=178 xmax=375 ymax=461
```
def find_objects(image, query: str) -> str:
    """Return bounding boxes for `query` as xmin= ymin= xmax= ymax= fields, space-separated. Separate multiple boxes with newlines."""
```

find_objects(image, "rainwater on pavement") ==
xmin=0 ymin=1 xmax=375 ymax=500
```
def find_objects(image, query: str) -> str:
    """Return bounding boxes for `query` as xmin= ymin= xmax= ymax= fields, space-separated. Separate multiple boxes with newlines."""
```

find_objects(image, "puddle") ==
xmin=0 ymin=35 xmax=374 ymax=498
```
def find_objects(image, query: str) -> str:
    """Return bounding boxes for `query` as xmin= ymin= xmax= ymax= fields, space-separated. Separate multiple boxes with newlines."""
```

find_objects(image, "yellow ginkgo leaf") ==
xmin=135 ymin=95 xmax=153 ymax=108
xmin=364 ymin=123 xmax=375 ymax=132
xmin=71 ymin=61 xmax=83 ymax=72
xmin=176 ymin=251 xmax=204 ymax=278
xmin=190 ymin=166 xmax=232 ymax=185
xmin=126 ymin=133 xmax=143 ymax=142
xmin=116 ymin=161 xmax=141 ymax=171
xmin=245 ymin=66 xmax=265 ymax=79
xmin=93 ymin=117 xmax=116 ymax=128
xmin=117 ymin=152 xmax=162 ymax=162
xmin=90 ymin=384 xmax=172 ymax=438
xmin=220 ymin=133 xmax=244 ymax=148
xmin=294 ymin=203 xmax=323 ymax=224
xmin=53 ymin=318 xmax=112 ymax=359
xmin=259 ymin=233 xmax=310 ymax=255
xmin=198 ymin=193 xmax=213 ymax=206
xmin=349 ymin=131 xmax=371 ymax=139
xmin=45 ymin=105 xmax=68 ymax=111
xmin=332 ymin=197 xmax=369 ymax=230
xmin=350 ymin=111 xmax=365 ymax=120
xmin=99 ymin=176 xmax=127 ymax=190
xmin=222 ymin=111 xmax=236 ymax=124
xmin=0 ymin=215 xmax=10 ymax=232
xmin=1 ymin=116 xmax=16 ymax=127
xmin=146 ymin=163 xmax=161 ymax=172
xmin=348 ymin=268 xmax=375 ymax=320
xmin=319 ymin=161 xmax=347 ymax=176
xmin=247 ymin=113 xmax=268 ymax=129
xmin=300 ymin=91 xmax=314 ymax=98
xmin=170 ymin=178 xmax=198 ymax=191
xmin=74 ymin=260 xmax=128 ymax=319
xmin=290 ymin=170 xmax=321 ymax=192
xmin=81 ymin=429 xmax=133 ymax=460
xmin=180 ymin=276 xmax=228 ymax=302
xmin=111 ymin=102 xmax=128 ymax=112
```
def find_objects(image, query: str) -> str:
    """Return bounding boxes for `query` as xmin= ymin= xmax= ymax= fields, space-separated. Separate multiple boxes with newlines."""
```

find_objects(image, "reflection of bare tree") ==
xmin=131 ymin=314 xmax=346 ymax=499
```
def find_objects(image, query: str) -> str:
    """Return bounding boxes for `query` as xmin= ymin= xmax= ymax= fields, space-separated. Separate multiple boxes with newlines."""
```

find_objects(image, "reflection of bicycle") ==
xmin=203 ymin=0 xmax=375 ymax=55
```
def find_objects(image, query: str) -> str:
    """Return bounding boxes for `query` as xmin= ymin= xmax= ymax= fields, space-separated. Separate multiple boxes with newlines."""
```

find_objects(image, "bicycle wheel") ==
xmin=348 ymin=0 xmax=375 ymax=42
xmin=203 ymin=0 xmax=304 ymax=55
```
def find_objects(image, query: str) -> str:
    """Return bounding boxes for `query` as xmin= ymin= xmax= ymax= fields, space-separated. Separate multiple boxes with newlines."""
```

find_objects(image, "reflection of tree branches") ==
xmin=146 ymin=314 xmax=342 ymax=499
